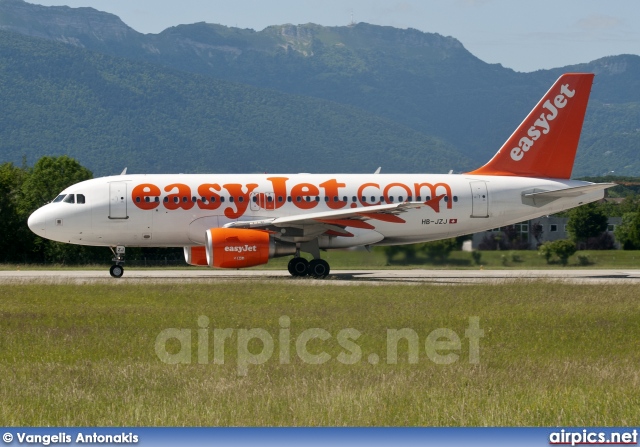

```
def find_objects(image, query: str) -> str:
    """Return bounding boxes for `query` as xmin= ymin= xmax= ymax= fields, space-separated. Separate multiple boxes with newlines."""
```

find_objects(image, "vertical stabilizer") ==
xmin=467 ymin=73 xmax=594 ymax=179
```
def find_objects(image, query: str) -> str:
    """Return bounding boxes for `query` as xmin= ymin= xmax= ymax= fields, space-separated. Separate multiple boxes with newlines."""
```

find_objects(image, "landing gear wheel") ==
xmin=308 ymin=259 xmax=330 ymax=278
xmin=288 ymin=257 xmax=309 ymax=277
xmin=109 ymin=264 xmax=124 ymax=278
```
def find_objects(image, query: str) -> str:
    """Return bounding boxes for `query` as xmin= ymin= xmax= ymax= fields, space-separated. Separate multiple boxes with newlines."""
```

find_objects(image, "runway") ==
xmin=2 ymin=268 xmax=640 ymax=285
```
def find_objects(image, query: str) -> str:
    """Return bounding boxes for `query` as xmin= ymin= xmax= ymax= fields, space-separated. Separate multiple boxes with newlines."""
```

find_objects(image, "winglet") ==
xmin=467 ymin=73 xmax=594 ymax=179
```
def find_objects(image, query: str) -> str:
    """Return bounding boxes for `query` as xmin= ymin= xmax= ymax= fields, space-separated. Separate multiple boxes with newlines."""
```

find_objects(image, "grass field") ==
xmin=2 ymin=249 xmax=640 ymax=271
xmin=0 ymin=281 xmax=638 ymax=426
xmin=266 ymin=249 xmax=640 ymax=269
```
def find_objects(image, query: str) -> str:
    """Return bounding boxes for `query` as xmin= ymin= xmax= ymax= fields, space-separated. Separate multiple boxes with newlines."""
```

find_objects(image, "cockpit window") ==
xmin=63 ymin=194 xmax=75 ymax=204
xmin=53 ymin=194 xmax=66 ymax=203
xmin=76 ymin=194 xmax=85 ymax=204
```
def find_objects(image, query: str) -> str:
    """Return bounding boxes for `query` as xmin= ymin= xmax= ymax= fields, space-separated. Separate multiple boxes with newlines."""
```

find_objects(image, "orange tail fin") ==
xmin=467 ymin=73 xmax=594 ymax=179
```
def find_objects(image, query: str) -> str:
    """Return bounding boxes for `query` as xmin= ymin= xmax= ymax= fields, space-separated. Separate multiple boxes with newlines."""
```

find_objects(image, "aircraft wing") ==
xmin=224 ymin=202 xmax=422 ymax=234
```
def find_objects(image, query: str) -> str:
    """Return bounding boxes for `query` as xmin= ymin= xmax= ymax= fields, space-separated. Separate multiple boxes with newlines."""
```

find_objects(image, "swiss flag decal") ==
xmin=450 ymin=219 xmax=458 ymax=224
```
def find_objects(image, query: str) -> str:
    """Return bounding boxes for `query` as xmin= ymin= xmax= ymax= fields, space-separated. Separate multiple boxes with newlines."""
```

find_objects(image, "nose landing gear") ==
xmin=109 ymin=246 xmax=125 ymax=278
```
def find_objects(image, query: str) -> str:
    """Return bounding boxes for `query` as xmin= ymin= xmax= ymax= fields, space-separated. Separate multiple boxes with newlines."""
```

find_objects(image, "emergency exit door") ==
xmin=470 ymin=181 xmax=489 ymax=218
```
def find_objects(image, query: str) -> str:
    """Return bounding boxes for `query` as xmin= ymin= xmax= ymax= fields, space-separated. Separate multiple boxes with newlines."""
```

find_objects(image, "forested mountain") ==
xmin=1 ymin=0 xmax=639 ymax=176
xmin=0 ymin=30 xmax=472 ymax=175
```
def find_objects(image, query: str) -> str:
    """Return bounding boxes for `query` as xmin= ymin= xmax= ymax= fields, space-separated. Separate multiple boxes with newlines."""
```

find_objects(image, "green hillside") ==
xmin=0 ymin=30 xmax=473 ymax=175
xmin=1 ymin=0 xmax=639 ymax=176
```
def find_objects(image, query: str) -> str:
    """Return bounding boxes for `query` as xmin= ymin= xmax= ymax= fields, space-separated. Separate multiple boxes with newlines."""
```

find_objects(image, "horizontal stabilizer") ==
xmin=522 ymin=183 xmax=615 ymax=207
xmin=523 ymin=183 xmax=615 ymax=199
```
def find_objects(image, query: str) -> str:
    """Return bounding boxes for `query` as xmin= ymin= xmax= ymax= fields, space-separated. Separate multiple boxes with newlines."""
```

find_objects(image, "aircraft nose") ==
xmin=28 ymin=207 xmax=46 ymax=237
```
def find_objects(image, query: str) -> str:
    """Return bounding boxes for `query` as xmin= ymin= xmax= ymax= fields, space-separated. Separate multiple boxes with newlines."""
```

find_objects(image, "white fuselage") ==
xmin=27 ymin=173 xmax=604 ymax=249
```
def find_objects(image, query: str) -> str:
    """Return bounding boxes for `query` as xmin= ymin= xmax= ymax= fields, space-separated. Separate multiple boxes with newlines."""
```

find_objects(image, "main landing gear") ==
xmin=287 ymin=257 xmax=331 ymax=278
xmin=109 ymin=246 xmax=125 ymax=278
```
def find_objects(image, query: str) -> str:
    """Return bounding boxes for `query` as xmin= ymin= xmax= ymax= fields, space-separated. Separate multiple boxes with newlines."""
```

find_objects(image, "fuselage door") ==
xmin=109 ymin=182 xmax=128 ymax=219
xmin=470 ymin=181 xmax=489 ymax=218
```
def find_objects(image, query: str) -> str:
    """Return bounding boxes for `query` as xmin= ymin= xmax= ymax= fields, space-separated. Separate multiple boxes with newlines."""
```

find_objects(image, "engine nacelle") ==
xmin=205 ymin=228 xmax=296 ymax=269
xmin=184 ymin=246 xmax=208 ymax=266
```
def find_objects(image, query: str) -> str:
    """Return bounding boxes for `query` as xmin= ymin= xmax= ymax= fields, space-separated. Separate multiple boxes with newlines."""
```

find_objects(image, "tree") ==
xmin=531 ymin=221 xmax=544 ymax=246
xmin=553 ymin=240 xmax=577 ymax=265
xmin=566 ymin=203 xmax=608 ymax=249
xmin=380 ymin=245 xmax=403 ymax=264
xmin=19 ymin=156 xmax=93 ymax=215
xmin=421 ymin=238 xmax=457 ymax=261
xmin=18 ymin=156 xmax=95 ymax=264
xmin=538 ymin=240 xmax=577 ymax=266
xmin=0 ymin=163 xmax=28 ymax=262
xmin=615 ymin=212 xmax=640 ymax=249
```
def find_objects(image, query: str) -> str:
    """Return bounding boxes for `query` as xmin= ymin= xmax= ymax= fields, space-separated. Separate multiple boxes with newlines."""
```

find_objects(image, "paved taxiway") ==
xmin=2 ymin=269 xmax=640 ymax=285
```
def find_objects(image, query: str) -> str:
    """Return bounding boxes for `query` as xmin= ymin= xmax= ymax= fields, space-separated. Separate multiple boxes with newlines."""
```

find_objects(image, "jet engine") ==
xmin=184 ymin=246 xmax=208 ymax=266
xmin=204 ymin=228 xmax=296 ymax=269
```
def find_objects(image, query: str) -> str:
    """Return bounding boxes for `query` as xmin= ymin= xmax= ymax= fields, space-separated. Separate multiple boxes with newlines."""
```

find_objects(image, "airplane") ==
xmin=28 ymin=73 xmax=613 ymax=278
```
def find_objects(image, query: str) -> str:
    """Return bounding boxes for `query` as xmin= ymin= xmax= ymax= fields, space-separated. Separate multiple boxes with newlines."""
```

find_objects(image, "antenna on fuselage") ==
xmin=120 ymin=167 xmax=127 ymax=175
xmin=374 ymin=167 xmax=381 ymax=174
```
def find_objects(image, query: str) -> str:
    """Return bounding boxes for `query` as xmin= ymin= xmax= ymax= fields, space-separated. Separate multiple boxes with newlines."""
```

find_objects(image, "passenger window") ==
xmin=252 ymin=196 xmax=258 ymax=203
xmin=220 ymin=197 xmax=225 ymax=203
xmin=210 ymin=197 xmax=216 ymax=202
xmin=63 ymin=194 xmax=75 ymax=204
xmin=135 ymin=197 xmax=141 ymax=203
xmin=229 ymin=197 xmax=234 ymax=203
xmin=398 ymin=196 xmax=403 ymax=202
xmin=76 ymin=194 xmax=86 ymax=204
xmin=164 ymin=197 xmax=169 ymax=203
xmin=239 ymin=197 xmax=244 ymax=203
xmin=453 ymin=196 xmax=458 ymax=202
xmin=173 ymin=197 xmax=179 ymax=203
xmin=53 ymin=194 xmax=66 ymax=203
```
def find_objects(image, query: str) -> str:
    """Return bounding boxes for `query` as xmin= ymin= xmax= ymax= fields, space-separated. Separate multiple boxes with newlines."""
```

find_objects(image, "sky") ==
xmin=31 ymin=0 xmax=640 ymax=73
